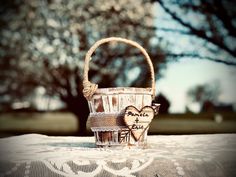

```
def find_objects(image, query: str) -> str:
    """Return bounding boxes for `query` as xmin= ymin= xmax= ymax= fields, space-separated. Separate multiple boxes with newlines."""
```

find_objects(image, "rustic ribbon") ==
xmin=89 ymin=113 xmax=126 ymax=127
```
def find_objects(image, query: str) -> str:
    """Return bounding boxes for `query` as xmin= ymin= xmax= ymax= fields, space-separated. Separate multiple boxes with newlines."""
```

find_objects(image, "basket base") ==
xmin=92 ymin=127 xmax=148 ymax=148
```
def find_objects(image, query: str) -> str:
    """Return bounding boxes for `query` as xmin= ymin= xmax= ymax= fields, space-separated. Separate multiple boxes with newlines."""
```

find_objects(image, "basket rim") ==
xmin=93 ymin=87 xmax=153 ymax=95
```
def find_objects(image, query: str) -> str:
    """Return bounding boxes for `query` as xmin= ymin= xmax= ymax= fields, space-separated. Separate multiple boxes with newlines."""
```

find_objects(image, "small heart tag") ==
xmin=124 ymin=106 xmax=154 ymax=141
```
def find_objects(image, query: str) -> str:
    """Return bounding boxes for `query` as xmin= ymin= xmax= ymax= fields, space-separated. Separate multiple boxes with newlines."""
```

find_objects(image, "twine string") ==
xmin=83 ymin=37 xmax=155 ymax=100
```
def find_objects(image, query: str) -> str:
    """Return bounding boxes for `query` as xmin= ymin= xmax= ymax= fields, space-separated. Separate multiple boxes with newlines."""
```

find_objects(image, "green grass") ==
xmin=0 ymin=112 xmax=235 ymax=137
xmin=150 ymin=118 xmax=236 ymax=134
xmin=157 ymin=112 xmax=236 ymax=120
xmin=0 ymin=112 xmax=78 ymax=136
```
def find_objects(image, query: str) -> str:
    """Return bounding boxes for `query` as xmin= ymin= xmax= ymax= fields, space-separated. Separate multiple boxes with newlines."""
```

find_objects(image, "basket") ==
xmin=83 ymin=37 xmax=159 ymax=147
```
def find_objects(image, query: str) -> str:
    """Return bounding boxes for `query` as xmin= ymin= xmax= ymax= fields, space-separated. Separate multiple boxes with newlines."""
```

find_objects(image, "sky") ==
xmin=153 ymin=3 xmax=236 ymax=113
xmin=157 ymin=59 xmax=236 ymax=113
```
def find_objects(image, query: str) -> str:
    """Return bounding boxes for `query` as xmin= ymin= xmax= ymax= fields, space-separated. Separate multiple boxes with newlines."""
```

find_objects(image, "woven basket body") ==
xmin=88 ymin=87 xmax=152 ymax=147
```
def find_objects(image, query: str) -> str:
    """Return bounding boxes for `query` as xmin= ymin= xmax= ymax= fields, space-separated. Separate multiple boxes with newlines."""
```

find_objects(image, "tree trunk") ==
xmin=63 ymin=94 xmax=90 ymax=136
xmin=74 ymin=112 xmax=88 ymax=136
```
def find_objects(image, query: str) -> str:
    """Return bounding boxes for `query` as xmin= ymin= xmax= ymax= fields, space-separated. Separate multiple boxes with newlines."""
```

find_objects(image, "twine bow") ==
xmin=83 ymin=81 xmax=98 ymax=100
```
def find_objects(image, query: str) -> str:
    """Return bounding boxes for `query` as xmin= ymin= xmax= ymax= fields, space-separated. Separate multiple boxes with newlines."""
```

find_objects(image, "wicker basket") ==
xmin=83 ymin=37 xmax=159 ymax=147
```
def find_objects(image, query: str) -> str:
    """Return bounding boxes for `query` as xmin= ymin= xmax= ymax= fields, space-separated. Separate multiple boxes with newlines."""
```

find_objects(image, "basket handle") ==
xmin=83 ymin=37 xmax=155 ymax=100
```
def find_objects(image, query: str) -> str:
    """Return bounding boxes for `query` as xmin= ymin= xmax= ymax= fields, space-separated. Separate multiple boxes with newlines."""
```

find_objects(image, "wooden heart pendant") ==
xmin=124 ymin=106 xmax=154 ymax=141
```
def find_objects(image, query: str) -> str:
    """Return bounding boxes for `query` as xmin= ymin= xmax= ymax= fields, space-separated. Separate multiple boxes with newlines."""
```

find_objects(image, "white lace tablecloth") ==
xmin=0 ymin=134 xmax=235 ymax=177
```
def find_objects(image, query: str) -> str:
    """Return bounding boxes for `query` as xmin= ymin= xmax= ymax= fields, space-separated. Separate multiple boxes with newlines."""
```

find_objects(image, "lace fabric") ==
xmin=0 ymin=134 xmax=235 ymax=177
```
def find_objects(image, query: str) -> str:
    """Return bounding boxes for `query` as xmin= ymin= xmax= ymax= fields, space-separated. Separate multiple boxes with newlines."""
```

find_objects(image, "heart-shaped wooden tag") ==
xmin=124 ymin=105 xmax=154 ymax=141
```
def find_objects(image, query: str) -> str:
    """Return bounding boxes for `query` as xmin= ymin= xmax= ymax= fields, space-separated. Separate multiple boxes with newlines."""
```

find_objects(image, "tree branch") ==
xmin=208 ymin=0 xmax=236 ymax=37
xmin=165 ymin=53 xmax=236 ymax=66
xmin=156 ymin=27 xmax=190 ymax=35
xmin=152 ymin=0 xmax=236 ymax=57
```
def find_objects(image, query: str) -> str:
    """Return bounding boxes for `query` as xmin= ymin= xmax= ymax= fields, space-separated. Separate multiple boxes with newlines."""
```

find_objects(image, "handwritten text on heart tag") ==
xmin=124 ymin=106 xmax=154 ymax=141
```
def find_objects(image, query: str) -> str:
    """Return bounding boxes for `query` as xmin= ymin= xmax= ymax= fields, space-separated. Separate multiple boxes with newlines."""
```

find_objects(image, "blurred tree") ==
xmin=187 ymin=81 xmax=221 ymax=112
xmin=0 ymin=0 xmax=166 ymax=135
xmin=153 ymin=93 xmax=170 ymax=114
xmin=151 ymin=0 xmax=236 ymax=66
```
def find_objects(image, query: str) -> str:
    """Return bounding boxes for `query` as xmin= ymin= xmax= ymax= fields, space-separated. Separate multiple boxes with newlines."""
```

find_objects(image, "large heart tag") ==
xmin=124 ymin=106 xmax=154 ymax=141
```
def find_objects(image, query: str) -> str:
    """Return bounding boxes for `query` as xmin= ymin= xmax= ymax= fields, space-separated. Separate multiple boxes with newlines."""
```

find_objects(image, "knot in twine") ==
xmin=83 ymin=81 xmax=98 ymax=100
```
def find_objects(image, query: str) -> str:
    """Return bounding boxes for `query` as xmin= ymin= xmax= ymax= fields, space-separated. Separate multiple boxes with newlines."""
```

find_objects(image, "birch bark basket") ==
xmin=83 ymin=37 xmax=158 ymax=147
